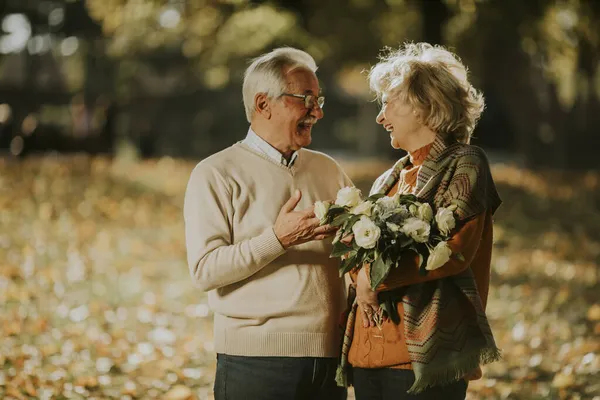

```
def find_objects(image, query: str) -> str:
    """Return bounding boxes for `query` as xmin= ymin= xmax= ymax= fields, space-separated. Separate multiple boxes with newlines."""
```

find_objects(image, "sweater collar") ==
xmin=409 ymin=141 xmax=435 ymax=166
xmin=242 ymin=127 xmax=298 ymax=167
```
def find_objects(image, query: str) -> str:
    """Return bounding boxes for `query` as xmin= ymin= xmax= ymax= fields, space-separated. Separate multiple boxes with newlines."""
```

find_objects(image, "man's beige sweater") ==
xmin=184 ymin=142 xmax=352 ymax=357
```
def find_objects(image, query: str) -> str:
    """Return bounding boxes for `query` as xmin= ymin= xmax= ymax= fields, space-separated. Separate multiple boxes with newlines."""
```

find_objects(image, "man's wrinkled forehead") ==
xmin=283 ymin=66 xmax=321 ymax=94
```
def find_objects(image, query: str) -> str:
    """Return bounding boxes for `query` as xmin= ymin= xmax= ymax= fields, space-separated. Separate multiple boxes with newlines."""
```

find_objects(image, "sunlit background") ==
xmin=0 ymin=0 xmax=599 ymax=399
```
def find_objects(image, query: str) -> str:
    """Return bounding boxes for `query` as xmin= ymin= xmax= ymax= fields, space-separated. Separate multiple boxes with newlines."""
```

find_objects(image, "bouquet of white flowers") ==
xmin=315 ymin=186 xmax=463 ymax=291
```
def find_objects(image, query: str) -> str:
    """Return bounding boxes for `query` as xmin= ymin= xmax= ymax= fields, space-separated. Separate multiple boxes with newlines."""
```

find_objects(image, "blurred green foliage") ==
xmin=1 ymin=0 xmax=599 ymax=167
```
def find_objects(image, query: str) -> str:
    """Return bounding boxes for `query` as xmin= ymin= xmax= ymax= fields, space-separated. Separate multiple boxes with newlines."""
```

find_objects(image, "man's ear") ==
xmin=255 ymin=93 xmax=271 ymax=119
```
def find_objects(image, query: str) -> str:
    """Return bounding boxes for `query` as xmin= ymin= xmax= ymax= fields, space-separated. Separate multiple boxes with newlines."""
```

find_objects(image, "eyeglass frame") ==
xmin=280 ymin=93 xmax=325 ymax=109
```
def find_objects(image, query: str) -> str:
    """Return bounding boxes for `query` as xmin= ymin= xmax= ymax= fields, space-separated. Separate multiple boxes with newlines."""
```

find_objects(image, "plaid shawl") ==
xmin=336 ymin=135 xmax=502 ymax=393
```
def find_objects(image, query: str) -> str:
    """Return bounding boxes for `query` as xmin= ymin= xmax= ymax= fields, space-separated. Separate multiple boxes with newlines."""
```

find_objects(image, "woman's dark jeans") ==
xmin=353 ymin=367 xmax=468 ymax=400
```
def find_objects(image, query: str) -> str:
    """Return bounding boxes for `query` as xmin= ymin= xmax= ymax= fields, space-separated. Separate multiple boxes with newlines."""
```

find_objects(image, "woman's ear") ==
xmin=412 ymin=108 xmax=424 ymax=124
xmin=255 ymin=93 xmax=271 ymax=119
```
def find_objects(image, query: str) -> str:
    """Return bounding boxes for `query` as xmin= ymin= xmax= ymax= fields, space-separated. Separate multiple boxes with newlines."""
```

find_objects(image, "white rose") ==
xmin=394 ymin=205 xmax=410 ymax=220
xmin=351 ymin=201 xmax=374 ymax=216
xmin=375 ymin=196 xmax=397 ymax=214
xmin=314 ymin=201 xmax=330 ymax=224
xmin=351 ymin=216 xmax=381 ymax=249
xmin=401 ymin=217 xmax=431 ymax=243
xmin=335 ymin=186 xmax=362 ymax=208
xmin=417 ymin=203 xmax=433 ymax=222
xmin=426 ymin=241 xmax=452 ymax=271
xmin=435 ymin=207 xmax=456 ymax=236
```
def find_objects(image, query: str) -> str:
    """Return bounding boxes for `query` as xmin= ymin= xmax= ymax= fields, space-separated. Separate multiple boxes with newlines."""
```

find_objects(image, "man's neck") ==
xmin=250 ymin=124 xmax=294 ymax=160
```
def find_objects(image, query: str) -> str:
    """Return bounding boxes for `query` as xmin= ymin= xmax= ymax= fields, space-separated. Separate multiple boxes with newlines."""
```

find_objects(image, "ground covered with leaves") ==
xmin=1 ymin=155 xmax=598 ymax=400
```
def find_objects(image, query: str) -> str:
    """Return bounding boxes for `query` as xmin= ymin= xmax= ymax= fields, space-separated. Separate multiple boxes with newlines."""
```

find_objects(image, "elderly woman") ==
xmin=337 ymin=43 xmax=502 ymax=399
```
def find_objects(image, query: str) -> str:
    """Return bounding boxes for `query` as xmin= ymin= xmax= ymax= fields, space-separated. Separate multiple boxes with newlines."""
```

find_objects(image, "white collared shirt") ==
xmin=242 ymin=128 xmax=298 ymax=167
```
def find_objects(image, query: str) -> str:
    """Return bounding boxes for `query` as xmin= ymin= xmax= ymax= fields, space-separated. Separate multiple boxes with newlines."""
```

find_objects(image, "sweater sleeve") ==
xmin=183 ymin=163 xmax=286 ymax=292
xmin=368 ymin=211 xmax=487 ymax=291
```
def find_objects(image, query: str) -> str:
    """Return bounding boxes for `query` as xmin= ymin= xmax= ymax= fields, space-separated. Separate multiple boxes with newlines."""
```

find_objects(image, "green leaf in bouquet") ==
xmin=342 ymin=214 xmax=362 ymax=232
xmin=379 ymin=295 xmax=401 ymax=325
xmin=326 ymin=205 xmax=346 ymax=221
xmin=380 ymin=300 xmax=389 ymax=316
xmin=360 ymin=248 xmax=374 ymax=265
xmin=331 ymin=240 xmax=353 ymax=258
xmin=398 ymin=235 xmax=414 ymax=248
xmin=331 ymin=213 xmax=352 ymax=227
xmin=418 ymin=251 xmax=428 ymax=276
xmin=366 ymin=193 xmax=386 ymax=202
xmin=369 ymin=256 xmax=392 ymax=291
xmin=397 ymin=194 xmax=418 ymax=203
xmin=339 ymin=255 xmax=358 ymax=276
xmin=391 ymin=252 xmax=402 ymax=269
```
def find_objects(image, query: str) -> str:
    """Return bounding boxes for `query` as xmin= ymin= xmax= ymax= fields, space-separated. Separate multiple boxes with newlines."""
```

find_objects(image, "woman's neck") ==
xmin=405 ymin=128 xmax=436 ymax=153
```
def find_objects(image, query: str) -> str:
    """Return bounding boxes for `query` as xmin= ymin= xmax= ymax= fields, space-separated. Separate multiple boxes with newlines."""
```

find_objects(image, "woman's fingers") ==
xmin=359 ymin=304 xmax=377 ymax=328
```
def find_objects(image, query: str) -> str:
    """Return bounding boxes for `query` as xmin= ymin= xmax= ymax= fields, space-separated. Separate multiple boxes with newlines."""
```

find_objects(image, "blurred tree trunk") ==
xmin=454 ymin=0 xmax=600 ymax=169
xmin=564 ymin=35 xmax=600 ymax=169
xmin=417 ymin=0 xmax=450 ymax=45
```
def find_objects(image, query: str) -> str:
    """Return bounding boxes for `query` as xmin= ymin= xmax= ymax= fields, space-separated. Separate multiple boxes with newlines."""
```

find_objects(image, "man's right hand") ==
xmin=274 ymin=190 xmax=336 ymax=249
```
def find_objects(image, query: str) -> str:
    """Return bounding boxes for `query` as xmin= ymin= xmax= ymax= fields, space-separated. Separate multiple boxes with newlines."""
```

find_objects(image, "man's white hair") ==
xmin=242 ymin=47 xmax=318 ymax=122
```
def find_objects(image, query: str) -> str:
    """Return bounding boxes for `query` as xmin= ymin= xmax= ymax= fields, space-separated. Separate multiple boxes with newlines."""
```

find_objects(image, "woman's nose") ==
xmin=376 ymin=109 xmax=385 ymax=125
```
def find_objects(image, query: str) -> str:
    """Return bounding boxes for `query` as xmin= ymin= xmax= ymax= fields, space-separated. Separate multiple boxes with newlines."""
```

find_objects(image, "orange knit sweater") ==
xmin=348 ymin=143 xmax=494 ymax=370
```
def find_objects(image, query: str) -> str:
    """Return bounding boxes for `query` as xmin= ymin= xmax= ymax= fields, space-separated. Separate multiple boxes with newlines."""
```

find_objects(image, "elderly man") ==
xmin=184 ymin=47 xmax=352 ymax=399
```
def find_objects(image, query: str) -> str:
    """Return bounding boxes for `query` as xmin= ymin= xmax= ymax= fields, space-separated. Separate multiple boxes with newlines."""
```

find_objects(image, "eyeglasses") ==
xmin=281 ymin=93 xmax=325 ymax=109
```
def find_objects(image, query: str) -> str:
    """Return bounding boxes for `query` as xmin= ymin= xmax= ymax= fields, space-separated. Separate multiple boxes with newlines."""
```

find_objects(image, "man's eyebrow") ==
xmin=302 ymin=89 xmax=323 ymax=95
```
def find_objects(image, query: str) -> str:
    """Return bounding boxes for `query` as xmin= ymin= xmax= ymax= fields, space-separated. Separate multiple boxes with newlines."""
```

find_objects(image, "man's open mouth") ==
xmin=298 ymin=122 xmax=313 ymax=130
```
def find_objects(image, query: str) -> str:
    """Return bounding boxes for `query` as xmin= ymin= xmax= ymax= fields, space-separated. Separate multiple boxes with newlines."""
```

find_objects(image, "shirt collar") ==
xmin=242 ymin=127 xmax=298 ymax=167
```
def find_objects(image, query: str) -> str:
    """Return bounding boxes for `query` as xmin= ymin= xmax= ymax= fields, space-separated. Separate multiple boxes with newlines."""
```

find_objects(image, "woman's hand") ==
xmin=356 ymin=267 xmax=380 ymax=328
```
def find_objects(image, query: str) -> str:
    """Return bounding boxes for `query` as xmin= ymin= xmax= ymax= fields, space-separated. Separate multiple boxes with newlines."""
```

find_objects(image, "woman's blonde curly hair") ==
xmin=369 ymin=42 xmax=485 ymax=144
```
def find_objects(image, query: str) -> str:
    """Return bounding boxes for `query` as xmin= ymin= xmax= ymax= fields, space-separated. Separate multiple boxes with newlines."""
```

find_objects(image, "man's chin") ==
xmin=294 ymin=131 xmax=312 ymax=148
xmin=296 ymin=128 xmax=312 ymax=138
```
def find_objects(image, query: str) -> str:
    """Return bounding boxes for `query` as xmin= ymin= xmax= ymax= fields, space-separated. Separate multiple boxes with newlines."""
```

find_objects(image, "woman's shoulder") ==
xmin=369 ymin=155 xmax=410 ymax=195
xmin=444 ymin=143 xmax=492 ymax=170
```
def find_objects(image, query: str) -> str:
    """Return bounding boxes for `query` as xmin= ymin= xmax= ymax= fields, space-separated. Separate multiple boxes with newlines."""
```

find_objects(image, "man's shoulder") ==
xmin=189 ymin=143 xmax=249 ymax=180
xmin=193 ymin=143 xmax=248 ymax=169
xmin=299 ymin=148 xmax=343 ymax=170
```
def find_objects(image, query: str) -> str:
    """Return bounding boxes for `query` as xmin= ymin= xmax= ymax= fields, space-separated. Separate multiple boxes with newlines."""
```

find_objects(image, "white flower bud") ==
xmin=426 ymin=241 xmax=452 ymax=271
xmin=335 ymin=186 xmax=362 ymax=208
xmin=435 ymin=207 xmax=456 ymax=236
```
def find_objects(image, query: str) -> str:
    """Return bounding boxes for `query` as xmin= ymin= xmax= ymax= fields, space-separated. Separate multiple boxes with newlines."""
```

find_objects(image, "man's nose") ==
xmin=310 ymin=105 xmax=324 ymax=120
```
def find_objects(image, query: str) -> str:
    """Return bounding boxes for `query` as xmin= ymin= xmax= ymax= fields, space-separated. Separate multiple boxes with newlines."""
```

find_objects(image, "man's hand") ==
xmin=356 ymin=267 xmax=380 ymax=328
xmin=274 ymin=190 xmax=337 ymax=249
xmin=340 ymin=234 xmax=354 ymax=246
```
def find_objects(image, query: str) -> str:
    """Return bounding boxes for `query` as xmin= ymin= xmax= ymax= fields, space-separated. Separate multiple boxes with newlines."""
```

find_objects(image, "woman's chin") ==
xmin=390 ymin=137 xmax=403 ymax=150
